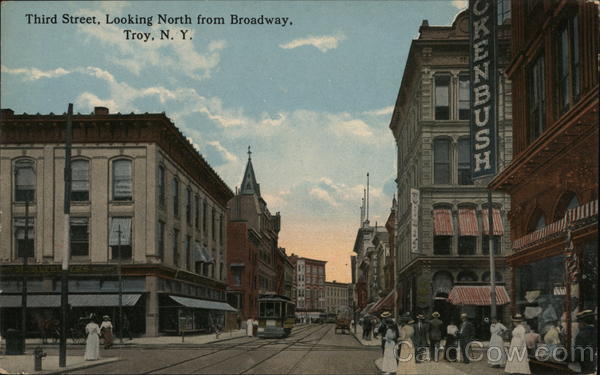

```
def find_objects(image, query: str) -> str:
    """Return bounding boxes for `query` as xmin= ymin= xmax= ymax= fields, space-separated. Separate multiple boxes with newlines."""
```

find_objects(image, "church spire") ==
xmin=240 ymin=146 xmax=260 ymax=196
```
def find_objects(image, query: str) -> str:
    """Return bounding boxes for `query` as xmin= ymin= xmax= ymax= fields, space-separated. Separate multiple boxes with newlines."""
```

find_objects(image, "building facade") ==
xmin=353 ymin=220 xmax=388 ymax=313
xmin=226 ymin=150 xmax=282 ymax=320
xmin=0 ymin=107 xmax=235 ymax=337
xmin=293 ymin=256 xmax=326 ymax=322
xmin=490 ymin=0 xmax=598 ymax=368
xmin=325 ymin=281 xmax=351 ymax=314
xmin=389 ymin=11 xmax=513 ymax=327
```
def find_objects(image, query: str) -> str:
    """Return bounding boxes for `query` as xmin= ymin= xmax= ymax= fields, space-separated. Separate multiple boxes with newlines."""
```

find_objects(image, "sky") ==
xmin=1 ymin=1 xmax=466 ymax=283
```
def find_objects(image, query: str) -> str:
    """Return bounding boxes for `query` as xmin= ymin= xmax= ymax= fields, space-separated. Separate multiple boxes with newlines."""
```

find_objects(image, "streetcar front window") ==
xmin=266 ymin=302 xmax=275 ymax=317
xmin=274 ymin=302 xmax=281 ymax=317
xmin=259 ymin=302 xmax=266 ymax=317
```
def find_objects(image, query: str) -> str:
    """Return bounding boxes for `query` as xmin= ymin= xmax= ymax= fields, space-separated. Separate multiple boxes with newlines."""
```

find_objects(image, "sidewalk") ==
xmin=351 ymin=325 xmax=381 ymax=347
xmin=0 ymin=354 xmax=119 ymax=375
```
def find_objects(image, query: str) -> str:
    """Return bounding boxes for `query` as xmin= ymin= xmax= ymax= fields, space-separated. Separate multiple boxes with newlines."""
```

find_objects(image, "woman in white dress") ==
xmin=246 ymin=318 xmax=253 ymax=337
xmin=488 ymin=318 xmax=507 ymax=367
xmin=84 ymin=315 xmax=101 ymax=361
xmin=381 ymin=316 xmax=399 ymax=374
xmin=396 ymin=318 xmax=417 ymax=375
xmin=504 ymin=314 xmax=530 ymax=375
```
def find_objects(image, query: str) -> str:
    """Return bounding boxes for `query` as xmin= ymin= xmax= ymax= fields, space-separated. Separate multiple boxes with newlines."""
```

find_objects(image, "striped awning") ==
xmin=482 ymin=208 xmax=504 ymax=235
xmin=368 ymin=289 xmax=397 ymax=314
xmin=458 ymin=209 xmax=478 ymax=236
xmin=433 ymin=209 xmax=453 ymax=236
xmin=513 ymin=200 xmax=598 ymax=251
xmin=448 ymin=286 xmax=510 ymax=306
xmin=169 ymin=295 xmax=237 ymax=312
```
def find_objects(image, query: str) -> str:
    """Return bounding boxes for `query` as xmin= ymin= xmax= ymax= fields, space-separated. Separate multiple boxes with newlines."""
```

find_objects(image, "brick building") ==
xmin=0 ymin=107 xmax=235 ymax=337
xmin=293 ymin=256 xmax=326 ymax=322
xmin=226 ymin=149 xmax=282 ymax=320
xmin=490 ymin=1 xmax=598 ymax=369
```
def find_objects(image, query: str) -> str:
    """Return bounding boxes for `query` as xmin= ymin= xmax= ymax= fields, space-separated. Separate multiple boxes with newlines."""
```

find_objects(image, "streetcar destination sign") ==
xmin=469 ymin=0 xmax=497 ymax=179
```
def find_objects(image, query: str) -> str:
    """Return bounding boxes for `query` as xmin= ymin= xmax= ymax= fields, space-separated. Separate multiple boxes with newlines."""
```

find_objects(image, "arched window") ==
xmin=112 ymin=159 xmax=132 ymax=201
xmin=71 ymin=159 xmax=89 ymax=202
xmin=434 ymin=139 xmax=451 ymax=184
xmin=553 ymin=191 xmax=579 ymax=221
xmin=481 ymin=271 xmax=503 ymax=283
xmin=457 ymin=270 xmax=478 ymax=283
xmin=14 ymin=159 xmax=35 ymax=202
xmin=528 ymin=209 xmax=546 ymax=233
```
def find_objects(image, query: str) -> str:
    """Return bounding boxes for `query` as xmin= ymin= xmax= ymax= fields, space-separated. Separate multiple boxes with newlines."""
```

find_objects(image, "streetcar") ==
xmin=256 ymin=294 xmax=295 ymax=338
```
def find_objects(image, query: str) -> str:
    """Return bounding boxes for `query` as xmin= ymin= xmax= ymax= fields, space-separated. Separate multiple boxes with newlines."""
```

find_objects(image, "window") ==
xmin=186 ymin=187 xmax=192 ymax=225
xmin=458 ymin=236 xmax=476 ymax=255
xmin=212 ymin=208 xmax=216 ymax=240
xmin=219 ymin=214 xmax=224 ymax=244
xmin=158 ymin=221 xmax=165 ymax=259
xmin=112 ymin=159 xmax=132 ymax=201
xmin=173 ymin=228 xmax=180 ymax=267
xmin=458 ymin=138 xmax=472 ymax=185
xmin=109 ymin=217 xmax=132 ymax=259
xmin=203 ymin=199 xmax=208 ymax=233
xmin=433 ymin=236 xmax=452 ymax=255
xmin=186 ymin=235 xmax=191 ymax=270
xmin=195 ymin=195 xmax=200 ymax=229
xmin=557 ymin=15 xmax=580 ymax=114
xmin=232 ymin=268 xmax=243 ymax=286
xmin=528 ymin=55 xmax=545 ymax=142
xmin=172 ymin=178 xmax=179 ymax=217
xmin=435 ymin=75 xmax=450 ymax=120
xmin=14 ymin=217 xmax=34 ymax=258
xmin=482 ymin=235 xmax=501 ymax=255
xmin=458 ymin=74 xmax=470 ymax=120
xmin=70 ymin=217 xmax=89 ymax=256
xmin=71 ymin=160 xmax=89 ymax=201
xmin=434 ymin=139 xmax=451 ymax=184
xmin=14 ymin=159 xmax=35 ymax=202
xmin=497 ymin=0 xmax=511 ymax=25
xmin=158 ymin=165 xmax=165 ymax=206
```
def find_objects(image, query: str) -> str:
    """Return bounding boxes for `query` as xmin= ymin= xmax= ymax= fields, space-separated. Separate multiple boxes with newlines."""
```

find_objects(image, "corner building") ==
xmin=490 ymin=1 xmax=598 ymax=369
xmin=389 ymin=11 xmax=513 ymax=328
xmin=0 ymin=107 xmax=234 ymax=337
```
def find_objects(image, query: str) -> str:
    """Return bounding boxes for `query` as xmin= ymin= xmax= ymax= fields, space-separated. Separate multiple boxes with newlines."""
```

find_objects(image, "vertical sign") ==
xmin=410 ymin=188 xmax=419 ymax=253
xmin=469 ymin=0 xmax=497 ymax=179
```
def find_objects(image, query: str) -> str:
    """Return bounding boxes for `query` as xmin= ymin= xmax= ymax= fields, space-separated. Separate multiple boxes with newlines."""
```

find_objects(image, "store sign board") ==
xmin=469 ymin=0 xmax=497 ymax=179
xmin=410 ymin=188 xmax=420 ymax=253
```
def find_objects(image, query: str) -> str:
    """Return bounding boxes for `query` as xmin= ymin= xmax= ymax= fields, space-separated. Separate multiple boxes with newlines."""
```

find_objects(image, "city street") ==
xmin=20 ymin=324 xmax=539 ymax=375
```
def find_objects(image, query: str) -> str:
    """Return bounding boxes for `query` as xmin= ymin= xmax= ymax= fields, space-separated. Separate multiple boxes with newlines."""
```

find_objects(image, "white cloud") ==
xmin=206 ymin=140 xmax=238 ymax=163
xmin=451 ymin=0 xmax=468 ymax=10
xmin=362 ymin=106 xmax=394 ymax=116
xmin=1 ymin=65 xmax=70 ymax=81
xmin=310 ymin=187 xmax=340 ymax=207
xmin=279 ymin=33 xmax=346 ymax=52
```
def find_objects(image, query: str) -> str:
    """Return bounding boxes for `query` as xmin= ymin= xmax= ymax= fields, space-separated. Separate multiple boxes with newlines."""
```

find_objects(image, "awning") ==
xmin=482 ymin=208 xmax=504 ymax=235
xmin=458 ymin=208 xmax=478 ymax=236
xmin=169 ymin=295 xmax=237 ymax=312
xmin=0 ymin=294 xmax=142 ymax=308
xmin=369 ymin=290 xmax=397 ymax=314
xmin=433 ymin=209 xmax=453 ymax=236
xmin=447 ymin=286 xmax=510 ymax=306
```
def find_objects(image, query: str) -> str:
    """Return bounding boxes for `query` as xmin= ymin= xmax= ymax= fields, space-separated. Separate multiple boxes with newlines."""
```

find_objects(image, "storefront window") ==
xmin=581 ymin=240 xmax=598 ymax=311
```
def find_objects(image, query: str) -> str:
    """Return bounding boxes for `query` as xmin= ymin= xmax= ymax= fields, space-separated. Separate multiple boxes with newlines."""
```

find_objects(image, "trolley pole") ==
xmin=487 ymin=189 xmax=497 ymax=321
xmin=60 ymin=103 xmax=73 ymax=368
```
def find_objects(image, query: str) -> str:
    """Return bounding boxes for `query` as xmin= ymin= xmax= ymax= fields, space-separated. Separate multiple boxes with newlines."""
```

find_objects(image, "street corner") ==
xmin=0 ymin=355 xmax=122 ymax=375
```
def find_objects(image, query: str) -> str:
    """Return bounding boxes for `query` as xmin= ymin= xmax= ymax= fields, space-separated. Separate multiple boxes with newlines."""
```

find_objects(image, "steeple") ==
xmin=240 ymin=146 xmax=260 ymax=196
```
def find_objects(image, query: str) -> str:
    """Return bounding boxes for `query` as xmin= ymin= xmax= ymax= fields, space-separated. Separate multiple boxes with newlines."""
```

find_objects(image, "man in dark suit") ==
xmin=429 ymin=312 xmax=443 ymax=361
xmin=413 ymin=313 xmax=430 ymax=362
xmin=457 ymin=312 xmax=475 ymax=363
xmin=574 ymin=310 xmax=597 ymax=374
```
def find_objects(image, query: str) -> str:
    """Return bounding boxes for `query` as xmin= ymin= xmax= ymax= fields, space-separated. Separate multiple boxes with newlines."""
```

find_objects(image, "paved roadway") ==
xmin=42 ymin=324 xmax=563 ymax=374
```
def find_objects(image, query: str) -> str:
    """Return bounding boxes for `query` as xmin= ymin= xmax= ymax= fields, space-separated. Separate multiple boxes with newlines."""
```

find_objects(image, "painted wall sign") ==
xmin=469 ymin=0 xmax=497 ymax=179
xmin=410 ymin=188 xmax=420 ymax=253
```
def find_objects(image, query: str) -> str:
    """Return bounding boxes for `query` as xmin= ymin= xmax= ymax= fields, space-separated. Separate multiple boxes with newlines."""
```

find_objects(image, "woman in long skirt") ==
xmin=100 ymin=315 xmax=114 ymax=349
xmin=488 ymin=318 xmax=507 ymax=367
xmin=381 ymin=315 xmax=399 ymax=374
xmin=504 ymin=314 xmax=530 ymax=375
xmin=85 ymin=315 xmax=101 ymax=361
xmin=397 ymin=318 xmax=417 ymax=375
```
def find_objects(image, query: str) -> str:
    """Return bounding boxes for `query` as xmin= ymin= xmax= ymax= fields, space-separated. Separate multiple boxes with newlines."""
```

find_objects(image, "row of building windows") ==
xmin=433 ymin=137 xmax=472 ymax=185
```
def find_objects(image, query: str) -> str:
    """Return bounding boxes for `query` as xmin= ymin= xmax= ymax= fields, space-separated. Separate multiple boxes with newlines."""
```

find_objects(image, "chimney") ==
xmin=1 ymin=108 xmax=15 ymax=118
xmin=94 ymin=106 xmax=109 ymax=115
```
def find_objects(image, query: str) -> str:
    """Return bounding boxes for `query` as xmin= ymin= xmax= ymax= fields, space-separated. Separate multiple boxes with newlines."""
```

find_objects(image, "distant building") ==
xmin=293 ymin=256 xmax=326 ymax=322
xmin=0 ymin=107 xmax=235 ymax=337
xmin=325 ymin=281 xmax=351 ymax=314
xmin=226 ymin=148 xmax=282 ymax=320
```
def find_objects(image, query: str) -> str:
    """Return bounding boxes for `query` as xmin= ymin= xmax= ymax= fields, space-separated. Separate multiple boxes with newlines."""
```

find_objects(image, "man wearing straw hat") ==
xmin=457 ymin=312 xmax=475 ymax=364
xmin=429 ymin=311 xmax=443 ymax=361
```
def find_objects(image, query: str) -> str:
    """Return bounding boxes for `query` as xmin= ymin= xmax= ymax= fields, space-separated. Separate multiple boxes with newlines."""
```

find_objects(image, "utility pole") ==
xmin=21 ymin=198 xmax=30 ymax=353
xmin=59 ymin=103 xmax=73 ymax=368
xmin=487 ymin=191 xmax=497 ymax=320
xmin=117 ymin=225 xmax=124 ymax=345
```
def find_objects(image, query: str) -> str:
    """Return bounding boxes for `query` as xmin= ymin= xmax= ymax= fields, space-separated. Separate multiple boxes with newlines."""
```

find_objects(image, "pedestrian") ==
xmin=100 ymin=315 xmax=113 ymax=349
xmin=363 ymin=316 xmax=372 ymax=340
xmin=488 ymin=318 xmax=507 ymax=367
xmin=252 ymin=318 xmax=258 ymax=336
xmin=573 ymin=309 xmax=597 ymax=375
xmin=457 ymin=312 xmax=475 ymax=364
xmin=381 ymin=314 xmax=399 ymax=374
xmin=482 ymin=316 xmax=492 ymax=341
xmin=504 ymin=314 xmax=530 ymax=375
xmin=122 ymin=314 xmax=132 ymax=340
xmin=396 ymin=315 xmax=417 ymax=375
xmin=377 ymin=312 xmax=393 ymax=353
xmin=247 ymin=317 xmax=253 ymax=337
xmin=445 ymin=320 xmax=459 ymax=361
xmin=429 ymin=312 xmax=443 ymax=362
xmin=84 ymin=315 xmax=101 ymax=361
xmin=413 ymin=313 xmax=430 ymax=362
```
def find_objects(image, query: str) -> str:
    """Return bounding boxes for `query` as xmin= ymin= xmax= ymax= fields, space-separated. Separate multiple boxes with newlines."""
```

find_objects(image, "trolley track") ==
xmin=140 ymin=324 xmax=327 ymax=374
